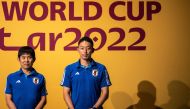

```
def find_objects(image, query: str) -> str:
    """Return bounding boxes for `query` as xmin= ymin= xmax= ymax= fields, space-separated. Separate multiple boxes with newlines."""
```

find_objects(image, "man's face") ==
xmin=77 ymin=41 xmax=93 ymax=60
xmin=18 ymin=53 xmax=34 ymax=70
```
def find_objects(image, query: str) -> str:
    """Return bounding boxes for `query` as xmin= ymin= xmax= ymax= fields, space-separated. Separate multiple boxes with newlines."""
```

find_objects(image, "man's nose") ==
xmin=85 ymin=49 xmax=89 ymax=53
xmin=25 ymin=58 xmax=29 ymax=61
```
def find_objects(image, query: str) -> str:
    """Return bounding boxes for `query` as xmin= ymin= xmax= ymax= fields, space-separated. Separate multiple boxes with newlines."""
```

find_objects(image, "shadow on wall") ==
xmin=127 ymin=80 xmax=162 ymax=109
xmin=111 ymin=91 xmax=133 ymax=109
xmin=161 ymin=80 xmax=190 ymax=109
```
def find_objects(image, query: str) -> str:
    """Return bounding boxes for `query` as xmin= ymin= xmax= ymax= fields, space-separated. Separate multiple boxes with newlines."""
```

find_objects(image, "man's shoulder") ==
xmin=34 ymin=71 xmax=45 ymax=79
xmin=66 ymin=61 xmax=78 ymax=69
xmin=94 ymin=61 xmax=106 ymax=69
xmin=7 ymin=70 xmax=20 ymax=78
xmin=95 ymin=61 xmax=105 ymax=66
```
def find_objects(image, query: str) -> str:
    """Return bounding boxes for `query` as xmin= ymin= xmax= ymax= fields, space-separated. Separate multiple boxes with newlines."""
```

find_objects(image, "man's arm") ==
xmin=91 ymin=87 xmax=109 ymax=109
xmin=5 ymin=94 xmax=17 ymax=109
xmin=63 ymin=86 xmax=74 ymax=109
xmin=35 ymin=96 xmax=46 ymax=109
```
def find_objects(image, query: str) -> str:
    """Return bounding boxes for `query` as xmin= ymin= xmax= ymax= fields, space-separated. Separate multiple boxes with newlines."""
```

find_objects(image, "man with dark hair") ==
xmin=61 ymin=36 xmax=112 ymax=109
xmin=5 ymin=46 xmax=47 ymax=109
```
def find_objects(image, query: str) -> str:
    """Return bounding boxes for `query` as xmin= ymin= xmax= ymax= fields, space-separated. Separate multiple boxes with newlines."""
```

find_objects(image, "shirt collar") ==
xmin=76 ymin=59 xmax=96 ymax=69
xmin=18 ymin=68 xmax=37 ymax=76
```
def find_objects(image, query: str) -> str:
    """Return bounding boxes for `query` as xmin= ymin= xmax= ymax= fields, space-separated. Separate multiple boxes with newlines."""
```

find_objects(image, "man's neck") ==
xmin=80 ymin=59 xmax=91 ymax=67
xmin=21 ymin=68 xmax=32 ymax=75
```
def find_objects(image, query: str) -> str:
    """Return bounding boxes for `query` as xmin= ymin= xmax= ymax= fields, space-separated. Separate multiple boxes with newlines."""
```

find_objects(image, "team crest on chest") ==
xmin=92 ymin=69 xmax=98 ymax=77
xmin=33 ymin=77 xmax=39 ymax=84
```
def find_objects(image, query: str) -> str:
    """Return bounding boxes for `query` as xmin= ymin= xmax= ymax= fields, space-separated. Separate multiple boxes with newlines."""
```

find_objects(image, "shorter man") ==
xmin=5 ymin=46 xmax=48 ymax=109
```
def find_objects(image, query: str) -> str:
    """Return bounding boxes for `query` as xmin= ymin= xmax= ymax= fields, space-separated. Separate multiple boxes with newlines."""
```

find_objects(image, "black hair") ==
xmin=78 ymin=36 xmax=94 ymax=47
xmin=18 ymin=46 xmax=36 ymax=61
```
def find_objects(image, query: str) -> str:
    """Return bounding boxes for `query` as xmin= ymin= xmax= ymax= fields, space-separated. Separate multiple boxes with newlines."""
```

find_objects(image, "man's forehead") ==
xmin=78 ymin=45 xmax=92 ymax=48
xmin=20 ymin=53 xmax=32 ymax=56
xmin=79 ymin=41 xmax=92 ymax=46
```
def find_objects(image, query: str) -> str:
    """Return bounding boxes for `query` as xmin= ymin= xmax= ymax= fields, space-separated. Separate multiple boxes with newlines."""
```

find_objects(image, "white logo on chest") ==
xmin=75 ymin=72 xmax=80 ymax=75
xmin=16 ymin=80 xmax=21 ymax=84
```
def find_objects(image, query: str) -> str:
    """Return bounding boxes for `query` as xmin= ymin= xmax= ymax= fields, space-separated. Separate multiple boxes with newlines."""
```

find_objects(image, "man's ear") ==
xmin=92 ymin=48 xmax=94 ymax=53
xmin=77 ymin=47 xmax=79 ymax=52
xmin=33 ymin=58 xmax=36 ymax=62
